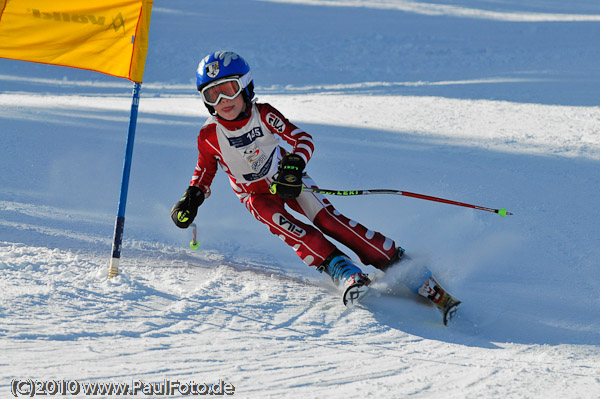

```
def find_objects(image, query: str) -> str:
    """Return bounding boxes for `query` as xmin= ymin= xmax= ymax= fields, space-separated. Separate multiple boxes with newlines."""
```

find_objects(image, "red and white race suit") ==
xmin=190 ymin=102 xmax=397 ymax=269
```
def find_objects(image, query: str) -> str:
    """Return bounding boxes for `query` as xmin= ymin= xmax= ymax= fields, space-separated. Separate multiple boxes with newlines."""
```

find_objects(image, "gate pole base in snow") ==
xmin=108 ymin=257 xmax=120 ymax=279
xmin=108 ymin=216 xmax=125 ymax=278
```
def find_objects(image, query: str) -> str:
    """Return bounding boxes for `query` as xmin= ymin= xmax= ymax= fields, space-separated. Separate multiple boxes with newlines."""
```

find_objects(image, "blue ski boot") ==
xmin=319 ymin=250 xmax=371 ymax=308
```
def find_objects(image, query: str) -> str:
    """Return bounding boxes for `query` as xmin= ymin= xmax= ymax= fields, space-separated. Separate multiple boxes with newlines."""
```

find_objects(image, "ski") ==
xmin=418 ymin=276 xmax=461 ymax=325
xmin=339 ymin=270 xmax=461 ymax=326
xmin=342 ymin=274 xmax=371 ymax=308
xmin=441 ymin=297 xmax=461 ymax=325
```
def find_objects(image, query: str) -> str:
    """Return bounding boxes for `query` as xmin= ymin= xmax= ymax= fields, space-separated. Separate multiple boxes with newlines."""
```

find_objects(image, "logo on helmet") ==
xmin=215 ymin=51 xmax=239 ymax=67
xmin=205 ymin=61 xmax=219 ymax=78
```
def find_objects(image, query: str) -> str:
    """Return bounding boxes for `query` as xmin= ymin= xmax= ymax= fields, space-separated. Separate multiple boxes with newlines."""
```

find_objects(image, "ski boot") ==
xmin=417 ymin=276 xmax=461 ymax=325
xmin=319 ymin=250 xmax=371 ymax=308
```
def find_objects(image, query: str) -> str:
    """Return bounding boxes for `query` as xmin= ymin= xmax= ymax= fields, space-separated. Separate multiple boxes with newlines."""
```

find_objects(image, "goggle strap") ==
xmin=239 ymin=71 xmax=253 ymax=90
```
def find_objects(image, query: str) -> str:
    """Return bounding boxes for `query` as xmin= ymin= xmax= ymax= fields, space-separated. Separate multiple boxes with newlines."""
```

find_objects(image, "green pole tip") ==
xmin=190 ymin=240 xmax=199 ymax=250
xmin=498 ymin=208 xmax=507 ymax=218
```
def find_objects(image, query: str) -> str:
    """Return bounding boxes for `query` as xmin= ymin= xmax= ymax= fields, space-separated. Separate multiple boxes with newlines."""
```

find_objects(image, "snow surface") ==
xmin=1 ymin=0 xmax=599 ymax=397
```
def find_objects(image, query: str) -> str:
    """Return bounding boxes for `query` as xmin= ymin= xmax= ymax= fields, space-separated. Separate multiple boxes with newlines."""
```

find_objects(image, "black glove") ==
xmin=170 ymin=186 xmax=205 ymax=228
xmin=272 ymin=153 xmax=306 ymax=199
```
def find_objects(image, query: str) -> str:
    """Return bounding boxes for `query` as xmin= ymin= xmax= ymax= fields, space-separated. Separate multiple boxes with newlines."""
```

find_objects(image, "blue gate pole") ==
xmin=108 ymin=82 xmax=142 ymax=278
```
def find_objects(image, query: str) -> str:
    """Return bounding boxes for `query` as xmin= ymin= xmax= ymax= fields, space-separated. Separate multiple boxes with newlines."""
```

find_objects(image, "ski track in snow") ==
xmin=1 ymin=0 xmax=600 ymax=397
xmin=1 ymin=241 xmax=598 ymax=398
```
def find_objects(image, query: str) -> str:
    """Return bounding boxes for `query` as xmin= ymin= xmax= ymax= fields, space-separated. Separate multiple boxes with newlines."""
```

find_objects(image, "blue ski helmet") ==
xmin=196 ymin=51 xmax=255 ymax=114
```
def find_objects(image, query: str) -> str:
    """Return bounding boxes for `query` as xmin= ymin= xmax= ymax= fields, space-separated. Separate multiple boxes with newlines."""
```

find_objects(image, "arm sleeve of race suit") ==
xmin=189 ymin=124 xmax=219 ymax=197
xmin=258 ymin=103 xmax=314 ymax=165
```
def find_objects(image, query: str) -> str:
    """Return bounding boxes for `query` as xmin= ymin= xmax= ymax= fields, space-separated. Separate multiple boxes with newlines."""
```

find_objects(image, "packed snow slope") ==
xmin=1 ymin=0 xmax=599 ymax=398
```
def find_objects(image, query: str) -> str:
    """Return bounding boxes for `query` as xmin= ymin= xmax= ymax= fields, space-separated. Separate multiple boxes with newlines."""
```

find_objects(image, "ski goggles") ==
xmin=199 ymin=72 xmax=253 ymax=106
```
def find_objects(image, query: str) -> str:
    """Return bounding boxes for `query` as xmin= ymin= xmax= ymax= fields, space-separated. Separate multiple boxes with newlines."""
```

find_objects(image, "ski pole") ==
xmin=189 ymin=223 xmax=199 ymax=249
xmin=302 ymin=187 xmax=513 ymax=217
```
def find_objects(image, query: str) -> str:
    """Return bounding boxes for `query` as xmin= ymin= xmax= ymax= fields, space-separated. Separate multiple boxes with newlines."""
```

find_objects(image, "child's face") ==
xmin=214 ymin=93 xmax=246 ymax=121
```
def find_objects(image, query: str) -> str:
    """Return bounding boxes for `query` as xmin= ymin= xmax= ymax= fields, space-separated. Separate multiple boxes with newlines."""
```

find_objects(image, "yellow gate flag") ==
xmin=0 ymin=0 xmax=153 ymax=82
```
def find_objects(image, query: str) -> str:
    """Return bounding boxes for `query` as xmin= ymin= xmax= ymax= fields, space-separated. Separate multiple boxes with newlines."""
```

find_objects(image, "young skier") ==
xmin=171 ymin=51 xmax=460 ymax=322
